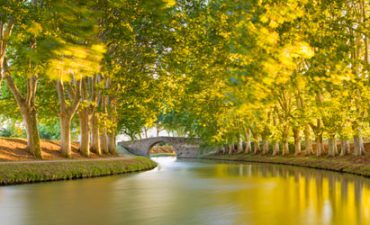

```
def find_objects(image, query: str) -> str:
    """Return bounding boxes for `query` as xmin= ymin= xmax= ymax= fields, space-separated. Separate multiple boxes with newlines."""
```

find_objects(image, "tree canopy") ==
xmin=0 ymin=0 xmax=369 ymax=158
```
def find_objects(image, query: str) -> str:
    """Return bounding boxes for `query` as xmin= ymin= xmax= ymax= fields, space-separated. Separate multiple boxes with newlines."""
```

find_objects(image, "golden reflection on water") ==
xmin=209 ymin=163 xmax=370 ymax=225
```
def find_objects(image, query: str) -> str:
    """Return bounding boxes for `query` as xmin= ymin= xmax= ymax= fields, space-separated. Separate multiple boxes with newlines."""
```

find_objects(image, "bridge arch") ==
xmin=147 ymin=140 xmax=176 ymax=156
xmin=118 ymin=137 xmax=201 ymax=158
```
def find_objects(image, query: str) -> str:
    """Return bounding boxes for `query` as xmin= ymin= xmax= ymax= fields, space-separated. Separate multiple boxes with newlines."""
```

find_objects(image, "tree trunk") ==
xmin=328 ymin=135 xmax=336 ymax=156
xmin=56 ymin=79 xmax=80 ymax=157
xmin=5 ymin=74 xmax=42 ymax=159
xmin=353 ymin=135 xmax=364 ymax=156
xmin=223 ymin=146 xmax=227 ymax=154
xmin=107 ymin=131 xmax=116 ymax=155
xmin=60 ymin=115 xmax=72 ymax=157
xmin=334 ymin=138 xmax=338 ymax=155
xmin=0 ymin=21 xmax=14 ymax=90
xmin=304 ymin=125 xmax=313 ymax=154
xmin=340 ymin=139 xmax=349 ymax=156
xmin=273 ymin=142 xmax=280 ymax=156
xmin=228 ymin=144 xmax=234 ymax=154
xmin=293 ymin=127 xmax=301 ymax=155
xmin=104 ymin=79 xmax=118 ymax=155
xmin=237 ymin=137 xmax=243 ymax=153
xmin=282 ymin=125 xmax=289 ymax=155
xmin=0 ymin=55 xmax=4 ymax=88
xmin=22 ymin=107 xmax=42 ymax=159
xmin=156 ymin=125 xmax=161 ymax=137
xmin=315 ymin=134 xmax=323 ymax=156
xmin=144 ymin=127 xmax=148 ymax=138
xmin=262 ymin=140 xmax=269 ymax=155
xmin=253 ymin=138 xmax=260 ymax=154
xmin=78 ymin=77 xmax=94 ymax=157
xmin=224 ymin=144 xmax=228 ymax=154
xmin=244 ymin=129 xmax=252 ymax=153
xmin=100 ymin=127 xmax=109 ymax=154
xmin=79 ymin=110 xmax=90 ymax=157
xmin=282 ymin=141 xmax=289 ymax=155
xmin=90 ymin=113 xmax=101 ymax=155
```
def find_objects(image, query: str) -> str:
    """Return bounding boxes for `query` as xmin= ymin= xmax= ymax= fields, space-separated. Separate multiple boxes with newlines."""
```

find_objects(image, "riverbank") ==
xmin=0 ymin=157 xmax=157 ymax=185
xmin=202 ymin=153 xmax=370 ymax=178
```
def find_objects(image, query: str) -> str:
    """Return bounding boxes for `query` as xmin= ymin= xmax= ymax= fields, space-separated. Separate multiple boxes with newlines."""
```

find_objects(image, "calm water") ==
xmin=0 ymin=157 xmax=369 ymax=225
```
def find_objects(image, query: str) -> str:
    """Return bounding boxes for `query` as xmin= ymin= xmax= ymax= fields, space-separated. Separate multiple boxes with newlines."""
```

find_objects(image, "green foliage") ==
xmin=38 ymin=122 xmax=60 ymax=140
xmin=0 ymin=119 xmax=26 ymax=138
xmin=157 ymin=0 xmax=370 ymax=149
xmin=0 ymin=0 xmax=369 ymax=155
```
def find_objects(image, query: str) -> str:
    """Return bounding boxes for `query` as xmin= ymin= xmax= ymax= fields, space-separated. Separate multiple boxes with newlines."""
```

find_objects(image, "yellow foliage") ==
xmin=228 ymin=53 xmax=252 ymax=66
xmin=296 ymin=42 xmax=314 ymax=58
xmin=47 ymin=43 xmax=106 ymax=81
xmin=162 ymin=0 xmax=176 ymax=8
xmin=26 ymin=22 xmax=43 ymax=36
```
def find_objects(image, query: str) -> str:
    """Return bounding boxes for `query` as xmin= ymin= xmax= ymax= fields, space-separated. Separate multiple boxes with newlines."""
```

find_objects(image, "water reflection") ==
xmin=0 ymin=157 xmax=369 ymax=225
xmin=191 ymin=161 xmax=370 ymax=225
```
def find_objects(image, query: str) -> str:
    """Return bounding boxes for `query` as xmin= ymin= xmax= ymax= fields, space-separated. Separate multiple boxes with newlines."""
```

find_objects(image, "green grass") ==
xmin=0 ymin=157 xmax=157 ymax=185
xmin=203 ymin=153 xmax=370 ymax=178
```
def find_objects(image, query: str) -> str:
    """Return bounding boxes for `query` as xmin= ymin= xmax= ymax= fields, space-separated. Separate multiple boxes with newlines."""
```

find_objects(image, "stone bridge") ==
xmin=118 ymin=137 xmax=201 ymax=158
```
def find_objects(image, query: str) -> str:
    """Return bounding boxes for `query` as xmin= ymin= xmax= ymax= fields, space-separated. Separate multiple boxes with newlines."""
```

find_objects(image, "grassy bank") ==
xmin=0 ymin=157 xmax=156 ymax=185
xmin=203 ymin=153 xmax=370 ymax=178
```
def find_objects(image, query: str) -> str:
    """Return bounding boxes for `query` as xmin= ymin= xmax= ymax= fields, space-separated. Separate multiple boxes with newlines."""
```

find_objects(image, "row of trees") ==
xmin=0 ymin=0 xmax=177 ymax=158
xmin=156 ymin=0 xmax=370 ymax=157
xmin=0 ymin=0 xmax=369 ymax=159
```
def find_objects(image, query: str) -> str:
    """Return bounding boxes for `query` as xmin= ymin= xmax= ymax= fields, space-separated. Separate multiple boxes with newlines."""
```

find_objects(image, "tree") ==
xmin=1 ymin=0 xmax=58 ymax=158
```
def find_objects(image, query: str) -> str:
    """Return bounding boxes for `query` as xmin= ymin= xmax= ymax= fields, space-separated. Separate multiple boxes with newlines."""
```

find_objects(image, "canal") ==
xmin=0 ymin=157 xmax=369 ymax=225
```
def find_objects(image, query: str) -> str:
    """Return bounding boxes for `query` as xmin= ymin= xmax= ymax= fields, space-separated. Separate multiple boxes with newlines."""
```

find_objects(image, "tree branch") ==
xmin=56 ymin=80 xmax=66 ymax=112
xmin=3 ymin=58 xmax=25 ymax=107
xmin=27 ymin=75 xmax=37 ymax=107
xmin=3 ymin=19 xmax=14 ymax=41
xmin=69 ymin=79 xmax=81 ymax=115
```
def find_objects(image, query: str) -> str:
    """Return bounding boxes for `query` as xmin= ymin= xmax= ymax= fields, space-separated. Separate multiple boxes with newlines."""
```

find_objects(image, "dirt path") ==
xmin=0 ymin=137 xmax=137 ymax=162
